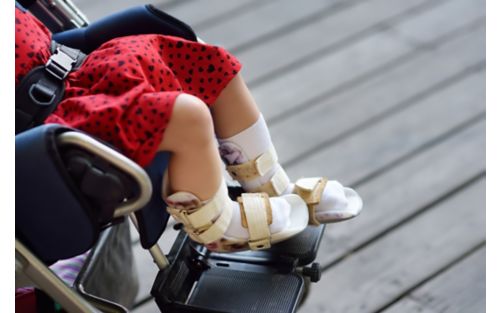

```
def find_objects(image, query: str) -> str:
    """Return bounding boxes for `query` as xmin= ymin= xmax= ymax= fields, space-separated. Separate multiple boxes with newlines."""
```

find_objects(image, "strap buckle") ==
xmin=167 ymin=208 xmax=213 ymax=233
xmin=45 ymin=46 xmax=77 ymax=80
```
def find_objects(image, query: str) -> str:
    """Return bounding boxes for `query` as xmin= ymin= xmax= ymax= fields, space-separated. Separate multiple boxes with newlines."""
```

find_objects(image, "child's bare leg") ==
xmin=210 ymin=73 xmax=363 ymax=223
xmin=158 ymin=94 xmax=221 ymax=200
xmin=211 ymin=73 xmax=260 ymax=138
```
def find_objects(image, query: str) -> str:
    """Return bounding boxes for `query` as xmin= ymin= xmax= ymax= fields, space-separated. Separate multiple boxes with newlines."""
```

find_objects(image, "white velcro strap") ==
xmin=295 ymin=177 xmax=323 ymax=192
xmin=195 ymin=195 xmax=233 ymax=243
xmin=167 ymin=182 xmax=233 ymax=242
xmin=167 ymin=183 xmax=226 ymax=230
xmin=226 ymin=147 xmax=278 ymax=181
xmin=239 ymin=193 xmax=272 ymax=250
xmin=256 ymin=166 xmax=290 ymax=196
xmin=255 ymin=146 xmax=278 ymax=176
xmin=187 ymin=182 xmax=227 ymax=229
xmin=168 ymin=202 xmax=219 ymax=231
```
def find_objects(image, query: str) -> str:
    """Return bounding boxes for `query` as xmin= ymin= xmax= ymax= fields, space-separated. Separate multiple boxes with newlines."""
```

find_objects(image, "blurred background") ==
xmin=73 ymin=0 xmax=486 ymax=312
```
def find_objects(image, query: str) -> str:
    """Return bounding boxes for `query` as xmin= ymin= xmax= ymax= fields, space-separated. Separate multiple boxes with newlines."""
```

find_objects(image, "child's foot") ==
xmin=218 ymin=115 xmax=363 ymax=224
xmin=220 ymin=146 xmax=362 ymax=224
xmin=292 ymin=177 xmax=362 ymax=225
xmin=165 ymin=181 xmax=308 ymax=252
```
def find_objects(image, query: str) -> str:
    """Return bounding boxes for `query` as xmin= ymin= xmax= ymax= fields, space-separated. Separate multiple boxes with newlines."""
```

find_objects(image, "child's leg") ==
xmin=159 ymin=93 xmax=222 ymax=200
xmin=211 ymin=74 xmax=286 ymax=193
xmin=210 ymin=74 xmax=261 ymax=139
xmin=158 ymin=93 xmax=308 ymax=252
xmin=211 ymin=74 xmax=363 ymax=224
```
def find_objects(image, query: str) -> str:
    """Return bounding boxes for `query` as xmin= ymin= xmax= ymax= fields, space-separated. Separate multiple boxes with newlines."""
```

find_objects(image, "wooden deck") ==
xmin=74 ymin=0 xmax=486 ymax=312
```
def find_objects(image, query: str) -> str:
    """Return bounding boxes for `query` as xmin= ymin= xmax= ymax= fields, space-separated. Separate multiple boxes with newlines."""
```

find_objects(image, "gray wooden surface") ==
xmin=71 ymin=0 xmax=486 ymax=312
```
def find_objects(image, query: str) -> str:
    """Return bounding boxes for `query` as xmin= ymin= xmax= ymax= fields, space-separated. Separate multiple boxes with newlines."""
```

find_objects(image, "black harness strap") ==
xmin=15 ymin=42 xmax=86 ymax=134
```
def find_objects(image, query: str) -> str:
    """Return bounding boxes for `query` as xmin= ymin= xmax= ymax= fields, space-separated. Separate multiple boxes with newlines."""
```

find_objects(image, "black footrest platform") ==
xmin=152 ymin=223 xmax=324 ymax=313
xmin=188 ymin=267 xmax=303 ymax=313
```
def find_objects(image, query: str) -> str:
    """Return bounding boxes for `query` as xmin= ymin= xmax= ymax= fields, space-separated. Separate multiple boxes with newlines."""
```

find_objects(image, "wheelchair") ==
xmin=15 ymin=1 xmax=326 ymax=312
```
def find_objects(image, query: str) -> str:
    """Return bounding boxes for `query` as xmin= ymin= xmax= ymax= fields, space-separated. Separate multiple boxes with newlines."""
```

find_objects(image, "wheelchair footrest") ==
xmin=151 ymin=232 xmax=308 ymax=313
xmin=188 ymin=267 xmax=303 ymax=313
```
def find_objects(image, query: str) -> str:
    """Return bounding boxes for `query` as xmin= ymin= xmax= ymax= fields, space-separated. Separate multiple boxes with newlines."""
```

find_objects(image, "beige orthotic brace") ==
xmin=167 ymin=184 xmax=274 ymax=249
xmin=293 ymin=177 xmax=328 ymax=225
xmin=237 ymin=193 xmax=273 ymax=250
xmin=226 ymin=147 xmax=290 ymax=196
xmin=167 ymin=182 xmax=233 ymax=244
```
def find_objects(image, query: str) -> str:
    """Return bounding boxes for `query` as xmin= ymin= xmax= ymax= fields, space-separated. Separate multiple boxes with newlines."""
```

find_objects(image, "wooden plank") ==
xmin=382 ymin=247 xmax=485 ymax=313
xmin=315 ymin=119 xmax=485 ymax=265
xmin=196 ymin=0 xmax=349 ymax=51
xmin=251 ymin=0 xmax=484 ymax=122
xmin=237 ymin=0 xmax=435 ymax=84
xmin=252 ymin=30 xmax=412 ymax=121
xmin=72 ymin=0 xmax=178 ymax=22
xmin=270 ymin=22 xmax=484 ymax=165
xmin=72 ymin=0 xmax=260 ymax=32
xmin=168 ymin=0 xmax=264 ymax=30
xmin=391 ymin=0 xmax=485 ymax=46
xmin=285 ymin=69 xmax=484 ymax=182
xmin=300 ymin=178 xmax=485 ymax=313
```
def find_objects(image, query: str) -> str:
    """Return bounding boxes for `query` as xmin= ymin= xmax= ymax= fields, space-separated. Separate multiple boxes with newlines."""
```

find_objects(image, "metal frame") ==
xmin=16 ymin=240 xmax=100 ymax=313
xmin=27 ymin=0 xmax=89 ymax=29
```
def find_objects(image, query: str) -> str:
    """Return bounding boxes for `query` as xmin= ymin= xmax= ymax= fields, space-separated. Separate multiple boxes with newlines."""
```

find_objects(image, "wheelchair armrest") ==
xmin=52 ymin=4 xmax=197 ymax=54
xmin=16 ymin=124 xmax=152 ymax=263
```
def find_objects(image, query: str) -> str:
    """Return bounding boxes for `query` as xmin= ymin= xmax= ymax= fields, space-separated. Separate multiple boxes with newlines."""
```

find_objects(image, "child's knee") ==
xmin=175 ymin=93 xmax=213 ymax=133
xmin=165 ymin=93 xmax=214 ymax=149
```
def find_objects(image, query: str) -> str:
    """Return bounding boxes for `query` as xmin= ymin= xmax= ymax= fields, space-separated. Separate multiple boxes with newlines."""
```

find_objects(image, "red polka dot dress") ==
xmin=15 ymin=8 xmax=241 ymax=167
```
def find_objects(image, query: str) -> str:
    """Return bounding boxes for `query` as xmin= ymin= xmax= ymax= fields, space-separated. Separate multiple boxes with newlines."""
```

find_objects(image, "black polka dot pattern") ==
xmin=15 ymin=8 xmax=242 ymax=167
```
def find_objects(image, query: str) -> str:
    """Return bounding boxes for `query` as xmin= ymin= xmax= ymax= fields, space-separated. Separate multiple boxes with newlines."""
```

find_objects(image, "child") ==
xmin=16 ymin=7 xmax=362 ymax=253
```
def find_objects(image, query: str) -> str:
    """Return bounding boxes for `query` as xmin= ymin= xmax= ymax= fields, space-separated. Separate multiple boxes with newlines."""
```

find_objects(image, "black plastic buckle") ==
xmin=28 ymin=82 xmax=56 ymax=105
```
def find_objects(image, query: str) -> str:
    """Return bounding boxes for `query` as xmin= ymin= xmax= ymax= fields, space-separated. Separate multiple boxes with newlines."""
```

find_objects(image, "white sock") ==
xmin=315 ymin=181 xmax=349 ymax=213
xmin=218 ymin=114 xmax=281 ymax=191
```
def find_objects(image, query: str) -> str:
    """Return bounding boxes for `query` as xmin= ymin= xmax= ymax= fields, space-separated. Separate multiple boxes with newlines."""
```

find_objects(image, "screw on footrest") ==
xmin=300 ymin=262 xmax=322 ymax=283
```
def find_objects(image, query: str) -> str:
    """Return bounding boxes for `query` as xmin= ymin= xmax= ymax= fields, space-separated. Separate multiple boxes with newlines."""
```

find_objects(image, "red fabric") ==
xmin=15 ymin=8 xmax=241 ymax=166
